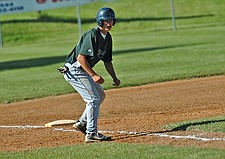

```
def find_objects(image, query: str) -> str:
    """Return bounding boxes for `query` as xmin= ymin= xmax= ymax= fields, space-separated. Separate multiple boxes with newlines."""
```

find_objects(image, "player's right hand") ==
xmin=92 ymin=74 xmax=104 ymax=84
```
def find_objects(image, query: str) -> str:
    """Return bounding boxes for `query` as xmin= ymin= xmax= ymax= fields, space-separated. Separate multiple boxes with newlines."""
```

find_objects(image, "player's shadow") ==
xmin=165 ymin=119 xmax=225 ymax=132
xmin=114 ymin=119 xmax=225 ymax=141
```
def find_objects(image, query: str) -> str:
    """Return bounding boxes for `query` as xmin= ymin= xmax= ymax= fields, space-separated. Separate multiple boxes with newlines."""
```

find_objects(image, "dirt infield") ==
xmin=0 ymin=76 xmax=225 ymax=152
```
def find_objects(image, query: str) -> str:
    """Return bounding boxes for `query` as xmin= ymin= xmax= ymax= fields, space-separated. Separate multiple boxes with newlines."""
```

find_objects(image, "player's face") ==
xmin=101 ymin=19 xmax=114 ymax=34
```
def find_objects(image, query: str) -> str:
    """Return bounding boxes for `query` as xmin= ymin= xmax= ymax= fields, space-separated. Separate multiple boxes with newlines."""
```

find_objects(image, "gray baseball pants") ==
xmin=64 ymin=62 xmax=106 ymax=134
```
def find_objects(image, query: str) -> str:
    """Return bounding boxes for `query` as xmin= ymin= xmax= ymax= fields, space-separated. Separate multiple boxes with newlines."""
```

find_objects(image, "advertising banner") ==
xmin=33 ymin=0 xmax=97 ymax=11
xmin=0 ymin=0 xmax=97 ymax=15
xmin=0 ymin=0 xmax=33 ymax=15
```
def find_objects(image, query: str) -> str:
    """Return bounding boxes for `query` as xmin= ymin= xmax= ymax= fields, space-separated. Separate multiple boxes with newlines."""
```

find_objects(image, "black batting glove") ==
xmin=57 ymin=66 xmax=69 ymax=73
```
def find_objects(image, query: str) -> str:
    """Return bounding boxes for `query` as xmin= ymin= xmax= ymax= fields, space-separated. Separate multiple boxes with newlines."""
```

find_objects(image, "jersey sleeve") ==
xmin=78 ymin=32 xmax=95 ymax=57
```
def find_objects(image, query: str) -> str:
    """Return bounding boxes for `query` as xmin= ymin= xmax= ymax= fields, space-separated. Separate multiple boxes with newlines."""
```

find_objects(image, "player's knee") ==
xmin=100 ymin=91 xmax=106 ymax=104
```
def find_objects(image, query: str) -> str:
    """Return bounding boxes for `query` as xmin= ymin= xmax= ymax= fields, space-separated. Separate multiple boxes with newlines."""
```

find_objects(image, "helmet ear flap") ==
xmin=113 ymin=18 xmax=116 ymax=26
xmin=98 ymin=20 xmax=103 ymax=27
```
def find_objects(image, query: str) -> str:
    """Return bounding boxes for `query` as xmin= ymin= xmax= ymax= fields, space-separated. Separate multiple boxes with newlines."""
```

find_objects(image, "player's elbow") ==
xmin=77 ymin=54 xmax=87 ymax=64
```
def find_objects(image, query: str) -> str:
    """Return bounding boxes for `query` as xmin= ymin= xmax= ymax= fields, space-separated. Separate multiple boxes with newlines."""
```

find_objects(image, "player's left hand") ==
xmin=113 ymin=78 xmax=120 ymax=86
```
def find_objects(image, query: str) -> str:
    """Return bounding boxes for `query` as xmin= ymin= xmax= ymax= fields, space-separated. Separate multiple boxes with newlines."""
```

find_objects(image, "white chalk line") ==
xmin=0 ymin=125 xmax=44 ymax=129
xmin=1 ymin=125 xmax=225 ymax=142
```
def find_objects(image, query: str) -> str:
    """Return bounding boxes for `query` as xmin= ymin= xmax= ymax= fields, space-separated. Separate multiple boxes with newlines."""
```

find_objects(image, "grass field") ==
xmin=1 ymin=143 xmax=225 ymax=159
xmin=0 ymin=0 xmax=224 ymax=103
xmin=0 ymin=0 xmax=225 ymax=158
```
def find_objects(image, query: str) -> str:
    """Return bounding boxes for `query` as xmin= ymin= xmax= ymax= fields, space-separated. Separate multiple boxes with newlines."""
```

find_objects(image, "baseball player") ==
xmin=58 ymin=7 xmax=120 ymax=143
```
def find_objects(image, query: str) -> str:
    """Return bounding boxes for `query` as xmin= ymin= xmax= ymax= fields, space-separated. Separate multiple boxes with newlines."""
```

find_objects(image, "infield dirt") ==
xmin=0 ymin=76 xmax=225 ymax=152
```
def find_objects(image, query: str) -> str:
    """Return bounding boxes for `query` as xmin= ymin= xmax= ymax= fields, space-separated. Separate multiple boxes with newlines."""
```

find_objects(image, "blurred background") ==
xmin=0 ymin=0 xmax=224 ymax=103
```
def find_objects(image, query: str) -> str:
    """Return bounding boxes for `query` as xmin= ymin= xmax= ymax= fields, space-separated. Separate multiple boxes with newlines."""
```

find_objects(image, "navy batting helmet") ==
xmin=96 ymin=7 xmax=116 ymax=27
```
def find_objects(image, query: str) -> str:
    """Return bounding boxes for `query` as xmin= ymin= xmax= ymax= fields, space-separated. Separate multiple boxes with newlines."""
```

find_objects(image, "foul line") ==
xmin=1 ymin=125 xmax=225 ymax=142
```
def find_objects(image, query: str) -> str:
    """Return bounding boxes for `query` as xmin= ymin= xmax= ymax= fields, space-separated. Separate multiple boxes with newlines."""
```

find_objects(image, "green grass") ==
xmin=1 ymin=0 xmax=225 ymax=46
xmin=1 ymin=143 xmax=225 ymax=159
xmin=165 ymin=115 xmax=225 ymax=132
xmin=0 ymin=25 xmax=224 ymax=103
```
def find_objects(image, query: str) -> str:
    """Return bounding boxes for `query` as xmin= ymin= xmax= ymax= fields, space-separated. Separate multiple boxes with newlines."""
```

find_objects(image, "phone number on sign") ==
xmin=0 ymin=2 xmax=24 ymax=13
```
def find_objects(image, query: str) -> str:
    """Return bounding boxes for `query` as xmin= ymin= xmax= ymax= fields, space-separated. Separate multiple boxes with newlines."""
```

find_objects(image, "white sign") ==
xmin=33 ymin=0 xmax=97 ymax=11
xmin=0 ymin=0 xmax=31 ymax=15
xmin=0 ymin=0 xmax=97 ymax=15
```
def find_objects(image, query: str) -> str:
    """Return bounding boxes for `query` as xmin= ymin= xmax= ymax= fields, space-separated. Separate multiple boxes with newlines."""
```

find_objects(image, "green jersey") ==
xmin=66 ymin=27 xmax=113 ymax=68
